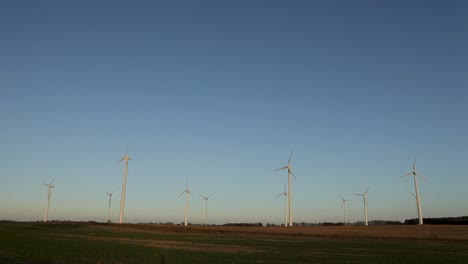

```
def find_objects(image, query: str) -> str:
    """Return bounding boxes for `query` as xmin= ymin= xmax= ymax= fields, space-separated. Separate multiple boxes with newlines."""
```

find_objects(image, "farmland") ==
xmin=1 ymin=221 xmax=468 ymax=263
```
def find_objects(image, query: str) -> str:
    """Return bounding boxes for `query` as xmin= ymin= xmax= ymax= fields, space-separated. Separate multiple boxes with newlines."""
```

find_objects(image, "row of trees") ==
xmin=404 ymin=216 xmax=468 ymax=225
xmin=142 ymin=217 xmax=468 ymax=226
xmin=24 ymin=216 xmax=468 ymax=226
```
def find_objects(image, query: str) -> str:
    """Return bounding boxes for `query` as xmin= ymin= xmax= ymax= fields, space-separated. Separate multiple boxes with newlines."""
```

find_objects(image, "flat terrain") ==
xmin=122 ymin=223 xmax=468 ymax=241
xmin=1 ymin=221 xmax=468 ymax=263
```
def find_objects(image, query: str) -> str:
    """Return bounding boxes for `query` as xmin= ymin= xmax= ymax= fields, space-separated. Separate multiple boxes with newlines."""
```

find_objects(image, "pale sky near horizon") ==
xmin=1 ymin=0 xmax=467 ymax=225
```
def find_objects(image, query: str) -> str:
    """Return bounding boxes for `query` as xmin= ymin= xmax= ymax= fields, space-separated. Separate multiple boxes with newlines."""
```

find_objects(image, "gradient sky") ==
xmin=1 ymin=0 xmax=467 ymax=225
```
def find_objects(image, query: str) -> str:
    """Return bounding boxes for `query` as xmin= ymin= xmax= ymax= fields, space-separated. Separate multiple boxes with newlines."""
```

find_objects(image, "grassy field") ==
xmin=1 ymin=221 xmax=468 ymax=263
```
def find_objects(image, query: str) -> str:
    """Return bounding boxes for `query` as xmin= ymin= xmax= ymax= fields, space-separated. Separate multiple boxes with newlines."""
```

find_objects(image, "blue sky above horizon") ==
xmin=1 ymin=0 xmax=467 ymax=224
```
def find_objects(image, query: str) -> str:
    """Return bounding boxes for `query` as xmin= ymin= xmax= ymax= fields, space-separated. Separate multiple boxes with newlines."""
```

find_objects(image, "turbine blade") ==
xmin=364 ymin=186 xmax=371 ymax=194
xmin=274 ymin=166 xmax=288 ymax=171
xmin=274 ymin=193 xmax=284 ymax=198
xmin=291 ymin=171 xmax=297 ymax=180
xmin=50 ymin=177 xmax=56 ymax=185
xmin=417 ymin=173 xmax=428 ymax=181
xmin=288 ymin=149 xmax=294 ymax=164
xmin=401 ymin=172 xmax=412 ymax=178
xmin=413 ymin=157 xmax=416 ymax=171
xmin=339 ymin=194 xmax=345 ymax=201
xmin=353 ymin=193 xmax=363 ymax=196
xmin=43 ymin=183 xmax=48 ymax=187
xmin=199 ymin=194 xmax=207 ymax=200
xmin=116 ymin=157 xmax=124 ymax=163
xmin=185 ymin=176 xmax=188 ymax=189
xmin=207 ymin=193 xmax=215 ymax=198
xmin=178 ymin=190 xmax=186 ymax=198
xmin=188 ymin=191 xmax=194 ymax=197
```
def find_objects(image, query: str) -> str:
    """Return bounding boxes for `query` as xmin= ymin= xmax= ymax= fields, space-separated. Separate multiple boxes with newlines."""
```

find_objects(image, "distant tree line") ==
xmin=223 ymin=222 xmax=264 ymax=227
xmin=7 ymin=216 xmax=468 ymax=226
xmin=404 ymin=216 xmax=468 ymax=225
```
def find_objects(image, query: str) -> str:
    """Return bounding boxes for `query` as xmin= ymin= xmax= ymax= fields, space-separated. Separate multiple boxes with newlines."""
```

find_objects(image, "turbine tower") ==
xmin=274 ymin=182 xmax=288 ymax=227
xmin=409 ymin=192 xmax=418 ymax=210
xmin=43 ymin=178 xmax=55 ymax=222
xmin=178 ymin=177 xmax=193 ymax=226
xmin=354 ymin=186 xmax=370 ymax=226
xmin=339 ymin=194 xmax=351 ymax=226
xmin=401 ymin=158 xmax=427 ymax=225
xmin=199 ymin=193 xmax=215 ymax=227
xmin=274 ymin=150 xmax=296 ymax=227
xmin=117 ymin=148 xmax=131 ymax=224
xmin=105 ymin=188 xmax=118 ymax=223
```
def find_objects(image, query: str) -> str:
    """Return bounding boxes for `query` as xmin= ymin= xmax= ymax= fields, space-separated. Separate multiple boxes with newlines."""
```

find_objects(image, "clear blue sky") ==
xmin=1 ymin=0 xmax=467 ymax=224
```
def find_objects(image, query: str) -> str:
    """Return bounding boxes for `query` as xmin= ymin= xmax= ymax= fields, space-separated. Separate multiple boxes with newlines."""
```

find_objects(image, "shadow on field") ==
xmin=0 ymin=258 xmax=52 ymax=264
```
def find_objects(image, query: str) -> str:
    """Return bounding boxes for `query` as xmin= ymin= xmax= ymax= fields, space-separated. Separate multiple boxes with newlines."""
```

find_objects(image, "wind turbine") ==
xmin=401 ymin=158 xmax=428 ymax=225
xmin=105 ymin=188 xmax=118 ymax=223
xmin=354 ymin=186 xmax=370 ymax=226
xmin=117 ymin=147 xmax=131 ymax=224
xmin=409 ymin=191 xmax=424 ymax=216
xmin=178 ymin=177 xmax=193 ymax=226
xmin=274 ymin=149 xmax=296 ymax=227
xmin=274 ymin=181 xmax=288 ymax=227
xmin=339 ymin=194 xmax=351 ymax=226
xmin=199 ymin=193 xmax=215 ymax=227
xmin=43 ymin=178 xmax=55 ymax=222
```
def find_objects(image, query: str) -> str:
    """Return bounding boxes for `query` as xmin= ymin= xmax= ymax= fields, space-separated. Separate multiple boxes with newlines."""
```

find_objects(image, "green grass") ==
xmin=1 ymin=221 xmax=467 ymax=263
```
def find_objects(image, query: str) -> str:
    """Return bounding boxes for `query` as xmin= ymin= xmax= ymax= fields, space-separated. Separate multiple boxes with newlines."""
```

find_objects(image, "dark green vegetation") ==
xmin=405 ymin=216 xmax=468 ymax=225
xmin=1 ymin=221 xmax=468 ymax=264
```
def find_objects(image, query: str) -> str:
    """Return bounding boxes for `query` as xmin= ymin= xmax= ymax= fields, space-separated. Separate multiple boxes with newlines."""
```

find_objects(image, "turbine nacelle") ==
xmin=116 ymin=156 xmax=131 ymax=163
xmin=200 ymin=193 xmax=215 ymax=200
xmin=275 ymin=165 xmax=296 ymax=180
xmin=106 ymin=187 xmax=118 ymax=197
xmin=178 ymin=188 xmax=193 ymax=198
xmin=402 ymin=159 xmax=428 ymax=181
xmin=339 ymin=195 xmax=351 ymax=205
xmin=354 ymin=186 xmax=370 ymax=197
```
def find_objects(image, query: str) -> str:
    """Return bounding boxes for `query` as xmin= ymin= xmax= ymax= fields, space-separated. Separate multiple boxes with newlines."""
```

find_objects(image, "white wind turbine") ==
xmin=43 ymin=178 xmax=55 ymax=222
xmin=401 ymin=158 xmax=428 ymax=225
xmin=409 ymin=191 xmax=424 ymax=220
xmin=354 ymin=186 xmax=370 ymax=226
xmin=339 ymin=194 xmax=351 ymax=226
xmin=274 ymin=150 xmax=296 ymax=227
xmin=105 ymin=188 xmax=118 ymax=223
xmin=274 ymin=182 xmax=288 ymax=227
xmin=178 ymin=177 xmax=193 ymax=226
xmin=117 ymin=147 xmax=131 ymax=224
xmin=199 ymin=193 xmax=215 ymax=227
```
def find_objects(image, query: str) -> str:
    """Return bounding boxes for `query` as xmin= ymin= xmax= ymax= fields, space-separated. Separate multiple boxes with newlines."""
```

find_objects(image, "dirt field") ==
xmin=2 ymin=222 xmax=468 ymax=263
xmin=104 ymin=223 xmax=468 ymax=242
